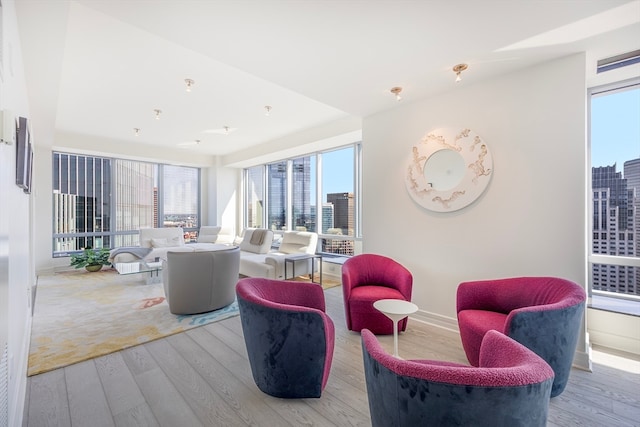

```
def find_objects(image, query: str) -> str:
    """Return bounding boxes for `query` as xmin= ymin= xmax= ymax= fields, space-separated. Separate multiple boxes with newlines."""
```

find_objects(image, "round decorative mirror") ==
xmin=405 ymin=127 xmax=493 ymax=212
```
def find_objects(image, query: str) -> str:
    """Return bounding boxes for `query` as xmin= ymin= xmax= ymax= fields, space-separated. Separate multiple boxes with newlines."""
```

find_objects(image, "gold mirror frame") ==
xmin=405 ymin=127 xmax=493 ymax=212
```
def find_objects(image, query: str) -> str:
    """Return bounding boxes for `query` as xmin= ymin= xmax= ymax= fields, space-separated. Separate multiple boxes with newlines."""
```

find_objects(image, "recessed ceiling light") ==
xmin=184 ymin=78 xmax=195 ymax=92
xmin=390 ymin=87 xmax=402 ymax=101
xmin=133 ymin=128 xmax=140 ymax=136
xmin=154 ymin=109 xmax=162 ymax=119
xmin=264 ymin=105 xmax=272 ymax=116
xmin=453 ymin=64 xmax=468 ymax=82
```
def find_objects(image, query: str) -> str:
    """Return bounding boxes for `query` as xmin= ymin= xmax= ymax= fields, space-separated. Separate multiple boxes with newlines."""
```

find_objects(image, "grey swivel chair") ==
xmin=162 ymin=247 xmax=240 ymax=314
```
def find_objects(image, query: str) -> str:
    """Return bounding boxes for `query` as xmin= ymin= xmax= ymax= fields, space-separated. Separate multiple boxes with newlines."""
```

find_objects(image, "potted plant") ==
xmin=70 ymin=247 xmax=112 ymax=272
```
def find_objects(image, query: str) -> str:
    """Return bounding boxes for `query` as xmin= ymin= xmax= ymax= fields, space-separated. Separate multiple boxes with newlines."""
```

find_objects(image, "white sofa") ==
xmin=110 ymin=227 xmax=231 ymax=263
xmin=111 ymin=227 xmax=319 ymax=281
xmin=239 ymin=230 xmax=318 ymax=279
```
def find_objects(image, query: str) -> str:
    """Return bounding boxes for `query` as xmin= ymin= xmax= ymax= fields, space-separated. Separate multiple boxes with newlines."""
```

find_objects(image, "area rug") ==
xmin=27 ymin=269 xmax=239 ymax=376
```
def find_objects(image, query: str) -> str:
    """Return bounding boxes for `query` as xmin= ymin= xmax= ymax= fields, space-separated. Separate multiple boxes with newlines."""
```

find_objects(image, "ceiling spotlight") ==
xmin=390 ymin=86 xmax=402 ymax=101
xmin=264 ymin=105 xmax=272 ymax=116
xmin=224 ymin=126 xmax=230 ymax=135
xmin=453 ymin=63 xmax=468 ymax=82
xmin=154 ymin=109 xmax=162 ymax=120
xmin=184 ymin=78 xmax=195 ymax=92
xmin=133 ymin=128 xmax=140 ymax=136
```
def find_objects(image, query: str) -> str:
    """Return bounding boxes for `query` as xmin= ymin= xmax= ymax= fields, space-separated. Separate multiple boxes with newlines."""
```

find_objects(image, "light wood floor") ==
xmin=23 ymin=286 xmax=640 ymax=427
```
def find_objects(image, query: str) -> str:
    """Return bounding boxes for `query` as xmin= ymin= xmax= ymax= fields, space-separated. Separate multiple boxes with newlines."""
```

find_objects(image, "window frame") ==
xmin=52 ymin=151 xmax=201 ymax=256
xmin=242 ymin=142 xmax=362 ymax=256
xmin=587 ymin=77 xmax=640 ymax=308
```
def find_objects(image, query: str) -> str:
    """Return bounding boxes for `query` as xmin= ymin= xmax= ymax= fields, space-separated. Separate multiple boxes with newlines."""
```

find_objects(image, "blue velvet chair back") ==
xmin=362 ymin=329 xmax=554 ymax=427
xmin=236 ymin=278 xmax=335 ymax=398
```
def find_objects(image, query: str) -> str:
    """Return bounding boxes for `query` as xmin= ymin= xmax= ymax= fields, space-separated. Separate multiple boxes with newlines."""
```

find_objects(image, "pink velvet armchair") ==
xmin=342 ymin=254 xmax=413 ymax=334
xmin=456 ymin=276 xmax=586 ymax=397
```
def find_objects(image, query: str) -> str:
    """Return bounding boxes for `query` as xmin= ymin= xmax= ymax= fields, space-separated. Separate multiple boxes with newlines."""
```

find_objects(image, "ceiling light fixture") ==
xmin=154 ymin=109 xmax=162 ymax=120
xmin=390 ymin=86 xmax=403 ymax=101
xmin=184 ymin=78 xmax=195 ymax=92
xmin=264 ymin=105 xmax=272 ymax=116
xmin=453 ymin=63 xmax=468 ymax=82
xmin=133 ymin=128 xmax=140 ymax=136
xmin=224 ymin=126 xmax=230 ymax=135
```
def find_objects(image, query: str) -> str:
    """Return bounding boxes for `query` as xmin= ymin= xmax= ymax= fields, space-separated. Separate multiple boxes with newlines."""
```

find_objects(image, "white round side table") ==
xmin=373 ymin=299 xmax=419 ymax=358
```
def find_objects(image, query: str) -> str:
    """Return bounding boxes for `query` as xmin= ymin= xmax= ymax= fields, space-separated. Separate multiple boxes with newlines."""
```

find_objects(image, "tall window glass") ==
xmin=52 ymin=153 xmax=112 ymax=252
xmin=321 ymin=146 xmax=355 ymax=255
xmin=161 ymin=165 xmax=200 ymax=242
xmin=589 ymin=80 xmax=640 ymax=299
xmin=267 ymin=161 xmax=287 ymax=231
xmin=246 ymin=166 xmax=264 ymax=228
xmin=291 ymin=156 xmax=316 ymax=232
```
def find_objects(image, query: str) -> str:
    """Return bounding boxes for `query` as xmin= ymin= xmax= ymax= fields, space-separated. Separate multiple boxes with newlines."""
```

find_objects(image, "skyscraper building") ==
xmin=321 ymin=203 xmax=335 ymax=234
xmin=326 ymin=192 xmax=354 ymax=236
xmin=592 ymin=161 xmax=639 ymax=295
xmin=267 ymin=162 xmax=287 ymax=230
xmin=292 ymin=157 xmax=312 ymax=230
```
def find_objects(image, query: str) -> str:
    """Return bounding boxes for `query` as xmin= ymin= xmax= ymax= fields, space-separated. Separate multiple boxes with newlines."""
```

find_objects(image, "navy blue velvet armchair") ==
xmin=362 ymin=329 xmax=554 ymax=427
xmin=236 ymin=277 xmax=335 ymax=398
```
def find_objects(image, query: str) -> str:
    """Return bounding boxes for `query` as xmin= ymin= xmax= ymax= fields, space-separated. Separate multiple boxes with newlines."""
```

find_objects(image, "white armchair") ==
xmin=265 ymin=231 xmax=319 ymax=279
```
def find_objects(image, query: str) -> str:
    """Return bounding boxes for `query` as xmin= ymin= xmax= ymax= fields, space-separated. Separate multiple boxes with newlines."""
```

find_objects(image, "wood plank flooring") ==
xmin=24 ymin=287 xmax=640 ymax=427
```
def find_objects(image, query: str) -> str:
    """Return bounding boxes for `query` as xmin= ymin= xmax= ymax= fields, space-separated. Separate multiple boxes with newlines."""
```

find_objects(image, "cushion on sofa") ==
xmin=197 ymin=226 xmax=222 ymax=243
xmin=239 ymin=229 xmax=274 ymax=254
xmin=140 ymin=227 xmax=185 ymax=248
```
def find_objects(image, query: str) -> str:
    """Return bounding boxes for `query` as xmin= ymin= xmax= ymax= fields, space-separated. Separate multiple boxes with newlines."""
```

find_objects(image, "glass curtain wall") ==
xmin=53 ymin=153 xmax=111 ymax=252
xmin=161 ymin=165 xmax=200 ymax=241
xmin=292 ymin=156 xmax=316 ymax=232
xmin=244 ymin=143 xmax=360 ymax=256
xmin=52 ymin=152 xmax=200 ymax=256
xmin=589 ymin=79 xmax=640 ymax=302
xmin=246 ymin=165 xmax=264 ymax=228
xmin=114 ymin=160 xmax=155 ymax=247
xmin=267 ymin=161 xmax=288 ymax=231
xmin=321 ymin=146 xmax=355 ymax=255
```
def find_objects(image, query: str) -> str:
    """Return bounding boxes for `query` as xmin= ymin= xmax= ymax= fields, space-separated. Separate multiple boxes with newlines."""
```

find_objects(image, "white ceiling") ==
xmin=14 ymin=0 xmax=640 ymax=159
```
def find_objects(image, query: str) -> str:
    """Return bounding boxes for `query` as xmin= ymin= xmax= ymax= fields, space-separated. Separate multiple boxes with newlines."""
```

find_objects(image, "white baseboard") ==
xmin=410 ymin=309 xmax=459 ymax=334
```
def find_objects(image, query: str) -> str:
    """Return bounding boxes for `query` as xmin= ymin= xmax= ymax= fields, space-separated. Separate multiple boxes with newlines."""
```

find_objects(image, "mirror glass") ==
xmin=423 ymin=149 xmax=465 ymax=191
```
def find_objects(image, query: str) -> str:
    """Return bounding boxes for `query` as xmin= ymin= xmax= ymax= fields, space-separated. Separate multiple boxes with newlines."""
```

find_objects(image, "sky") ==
xmin=309 ymin=146 xmax=355 ymax=202
xmin=321 ymin=147 xmax=354 ymax=197
xmin=591 ymin=87 xmax=640 ymax=174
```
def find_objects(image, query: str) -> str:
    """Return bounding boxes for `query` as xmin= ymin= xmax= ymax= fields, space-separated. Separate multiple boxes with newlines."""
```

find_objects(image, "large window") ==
xmin=589 ymin=78 xmax=640 ymax=306
xmin=321 ymin=146 xmax=356 ymax=255
xmin=245 ymin=165 xmax=264 ymax=228
xmin=52 ymin=152 xmax=200 ymax=255
xmin=243 ymin=143 xmax=361 ymax=256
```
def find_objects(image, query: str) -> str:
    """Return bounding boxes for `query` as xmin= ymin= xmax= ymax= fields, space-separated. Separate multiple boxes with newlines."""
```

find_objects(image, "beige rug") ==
xmin=28 ymin=268 xmax=239 ymax=376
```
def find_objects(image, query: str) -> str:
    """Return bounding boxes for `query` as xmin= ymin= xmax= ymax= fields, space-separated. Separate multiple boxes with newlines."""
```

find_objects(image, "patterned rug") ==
xmin=27 ymin=268 xmax=239 ymax=376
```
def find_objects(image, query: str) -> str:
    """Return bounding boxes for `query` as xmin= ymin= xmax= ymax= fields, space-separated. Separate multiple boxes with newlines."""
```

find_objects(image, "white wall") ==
xmin=0 ymin=1 xmax=35 ymax=424
xmin=362 ymin=54 xmax=589 ymax=365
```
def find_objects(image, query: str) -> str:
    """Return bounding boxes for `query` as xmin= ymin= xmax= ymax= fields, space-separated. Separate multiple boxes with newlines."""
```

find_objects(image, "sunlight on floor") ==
xmin=591 ymin=345 xmax=640 ymax=374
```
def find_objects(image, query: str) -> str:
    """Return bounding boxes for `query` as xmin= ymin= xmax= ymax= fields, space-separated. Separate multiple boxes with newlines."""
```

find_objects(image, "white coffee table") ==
xmin=373 ymin=299 xmax=419 ymax=358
